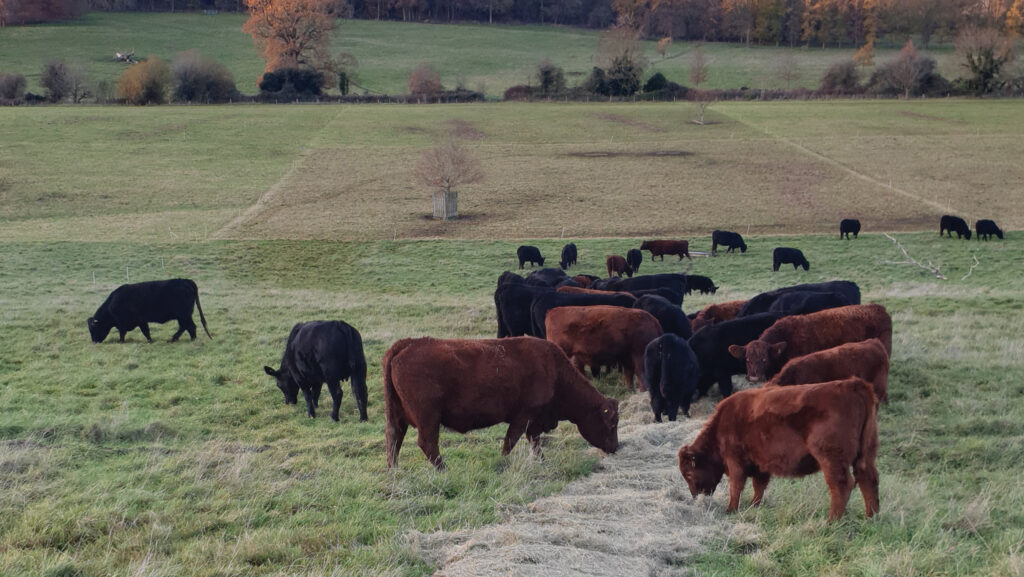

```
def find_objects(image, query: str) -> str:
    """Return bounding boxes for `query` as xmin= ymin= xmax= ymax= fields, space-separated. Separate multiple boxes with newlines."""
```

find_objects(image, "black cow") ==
xmin=684 ymin=274 xmax=718 ymax=295
xmin=264 ymin=320 xmax=368 ymax=422
xmin=739 ymin=281 xmax=860 ymax=317
xmin=840 ymin=218 xmax=861 ymax=239
xmin=940 ymin=215 xmax=972 ymax=240
xmin=688 ymin=312 xmax=780 ymax=398
xmin=975 ymin=219 xmax=1003 ymax=241
xmin=517 ymin=245 xmax=545 ymax=269
xmin=644 ymin=334 xmax=700 ymax=421
xmin=626 ymin=249 xmax=643 ymax=274
xmin=592 ymin=273 xmax=687 ymax=297
xmin=495 ymin=283 xmax=554 ymax=337
xmin=773 ymin=247 xmax=810 ymax=271
xmin=634 ymin=295 xmax=692 ymax=339
xmin=712 ymin=230 xmax=747 ymax=254
xmin=497 ymin=271 xmax=526 ymax=287
xmin=630 ymin=287 xmax=684 ymax=306
xmin=526 ymin=267 xmax=572 ymax=287
xmin=766 ymin=291 xmax=851 ymax=317
xmin=87 ymin=278 xmax=211 ymax=343
xmin=560 ymin=243 xmax=578 ymax=270
xmin=530 ymin=291 xmax=637 ymax=339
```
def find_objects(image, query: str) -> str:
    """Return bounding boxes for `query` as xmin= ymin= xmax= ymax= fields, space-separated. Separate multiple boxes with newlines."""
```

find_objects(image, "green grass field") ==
xmin=0 ymin=12 xmax=967 ymax=97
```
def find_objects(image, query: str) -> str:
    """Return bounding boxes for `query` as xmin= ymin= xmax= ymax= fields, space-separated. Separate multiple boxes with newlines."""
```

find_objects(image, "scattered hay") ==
xmin=408 ymin=393 xmax=730 ymax=576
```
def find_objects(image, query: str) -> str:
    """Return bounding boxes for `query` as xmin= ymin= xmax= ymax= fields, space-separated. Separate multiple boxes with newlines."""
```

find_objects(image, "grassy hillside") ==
xmin=0 ymin=12 xmax=965 ymax=96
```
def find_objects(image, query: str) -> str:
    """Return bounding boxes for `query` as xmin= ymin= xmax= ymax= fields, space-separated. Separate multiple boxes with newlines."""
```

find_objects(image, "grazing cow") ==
xmin=975 ymin=219 xmax=1003 ymax=241
xmin=384 ymin=336 xmax=619 ymax=469
xmin=573 ymin=274 xmax=600 ymax=288
xmin=87 ymin=278 xmax=211 ymax=343
xmin=644 ymin=334 xmax=700 ymax=421
xmin=546 ymin=305 xmax=662 ymax=390
xmin=530 ymin=291 xmax=637 ymax=339
xmin=626 ymin=248 xmax=643 ymax=274
xmin=766 ymin=290 xmax=851 ymax=317
xmin=687 ymin=313 xmax=781 ymax=398
xmin=606 ymin=255 xmax=634 ymax=278
xmin=525 ymin=267 xmax=572 ymax=287
xmin=678 ymin=377 xmax=879 ymax=521
xmin=640 ymin=239 xmax=691 ymax=261
xmin=767 ymin=338 xmax=890 ymax=403
xmin=634 ymin=294 xmax=692 ymax=339
xmin=940 ymin=215 xmax=972 ymax=240
xmin=630 ymin=287 xmax=684 ymax=306
xmin=684 ymin=274 xmax=718 ymax=295
xmin=592 ymin=273 xmax=687 ymax=297
xmin=840 ymin=219 xmax=861 ymax=239
xmin=560 ymin=243 xmax=578 ymax=270
xmin=711 ymin=230 xmax=747 ymax=254
xmin=497 ymin=271 xmax=526 ymax=287
xmin=690 ymin=300 xmax=746 ymax=333
xmin=739 ymin=281 xmax=860 ymax=317
xmin=494 ymin=283 xmax=553 ymax=337
xmin=517 ymin=245 xmax=545 ymax=269
xmin=773 ymin=247 xmax=810 ymax=271
xmin=728 ymin=303 xmax=893 ymax=382
xmin=263 ymin=320 xmax=368 ymax=422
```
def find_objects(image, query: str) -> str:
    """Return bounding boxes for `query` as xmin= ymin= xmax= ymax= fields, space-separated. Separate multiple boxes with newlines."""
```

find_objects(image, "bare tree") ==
xmin=890 ymin=40 xmax=930 ymax=98
xmin=956 ymin=26 xmax=1014 ymax=94
xmin=689 ymin=47 xmax=712 ymax=125
xmin=775 ymin=53 xmax=801 ymax=89
xmin=415 ymin=139 xmax=483 ymax=220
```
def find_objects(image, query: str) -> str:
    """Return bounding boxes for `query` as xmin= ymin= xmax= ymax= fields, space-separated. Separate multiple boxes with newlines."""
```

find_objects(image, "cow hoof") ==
xmin=331 ymin=415 xmax=339 ymax=422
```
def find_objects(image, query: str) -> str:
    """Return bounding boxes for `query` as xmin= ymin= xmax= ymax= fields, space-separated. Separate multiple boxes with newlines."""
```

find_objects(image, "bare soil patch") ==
xmin=593 ymin=113 xmax=665 ymax=133
xmin=445 ymin=119 xmax=486 ymax=140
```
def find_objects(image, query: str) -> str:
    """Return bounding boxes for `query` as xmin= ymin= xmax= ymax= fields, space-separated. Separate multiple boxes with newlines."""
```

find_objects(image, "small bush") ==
xmin=536 ymin=60 xmax=566 ymax=97
xmin=172 ymin=50 xmax=237 ymax=103
xmin=258 ymin=68 xmax=324 ymax=97
xmin=820 ymin=60 xmax=860 ymax=95
xmin=117 ymin=58 xmax=172 ymax=105
xmin=338 ymin=71 xmax=350 ymax=95
xmin=0 ymin=72 xmax=27 ymax=100
xmin=409 ymin=63 xmax=443 ymax=97
xmin=643 ymin=72 xmax=668 ymax=93
xmin=605 ymin=55 xmax=643 ymax=96
xmin=583 ymin=67 xmax=608 ymax=95
xmin=503 ymin=84 xmax=534 ymax=101
xmin=41 ymin=60 xmax=71 ymax=102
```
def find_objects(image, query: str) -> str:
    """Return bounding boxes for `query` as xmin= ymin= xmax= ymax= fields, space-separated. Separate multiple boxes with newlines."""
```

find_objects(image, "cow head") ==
xmin=578 ymin=398 xmax=619 ymax=454
xmin=801 ymin=261 xmax=810 ymax=271
xmin=678 ymin=445 xmax=725 ymax=497
xmin=640 ymin=241 xmax=651 ymax=250
xmin=739 ymin=241 xmax=747 ymax=253
xmin=624 ymin=263 xmax=634 ymax=278
xmin=728 ymin=340 xmax=786 ymax=382
xmin=87 ymin=317 xmax=111 ymax=343
xmin=964 ymin=230 xmax=972 ymax=240
xmin=264 ymin=365 xmax=299 ymax=404
xmin=996 ymin=229 xmax=1004 ymax=239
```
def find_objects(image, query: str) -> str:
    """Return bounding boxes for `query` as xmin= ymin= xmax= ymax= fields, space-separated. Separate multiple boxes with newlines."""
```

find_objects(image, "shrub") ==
xmin=338 ymin=70 xmax=350 ymax=95
xmin=536 ymin=60 xmax=566 ymax=96
xmin=605 ymin=55 xmax=643 ymax=96
xmin=117 ymin=58 xmax=172 ymax=105
xmin=643 ymin=72 xmax=668 ymax=93
xmin=409 ymin=63 xmax=443 ymax=97
xmin=258 ymin=68 xmax=324 ymax=97
xmin=41 ymin=60 xmax=71 ymax=102
xmin=503 ymin=84 xmax=534 ymax=101
xmin=172 ymin=50 xmax=237 ymax=103
xmin=820 ymin=60 xmax=860 ymax=95
xmin=0 ymin=73 xmax=27 ymax=100
xmin=583 ymin=67 xmax=608 ymax=95
xmin=866 ymin=51 xmax=947 ymax=98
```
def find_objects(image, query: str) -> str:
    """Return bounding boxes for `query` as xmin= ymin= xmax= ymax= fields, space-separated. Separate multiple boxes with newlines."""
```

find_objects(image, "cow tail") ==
xmin=854 ymin=380 xmax=879 ymax=474
xmin=192 ymin=280 xmax=212 ymax=339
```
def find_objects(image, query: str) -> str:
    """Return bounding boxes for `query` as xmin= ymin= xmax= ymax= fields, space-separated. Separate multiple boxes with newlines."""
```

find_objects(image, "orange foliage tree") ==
xmin=242 ymin=0 xmax=339 ymax=76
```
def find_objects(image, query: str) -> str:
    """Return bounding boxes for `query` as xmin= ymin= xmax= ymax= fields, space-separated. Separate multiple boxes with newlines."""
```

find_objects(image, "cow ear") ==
xmin=771 ymin=342 xmax=787 ymax=357
xmin=727 ymin=344 xmax=745 ymax=359
xmin=263 ymin=366 xmax=278 ymax=377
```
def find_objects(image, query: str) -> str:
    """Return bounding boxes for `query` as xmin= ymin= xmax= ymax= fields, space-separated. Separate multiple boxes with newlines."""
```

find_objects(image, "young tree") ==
xmin=956 ymin=26 xmax=1014 ymax=94
xmin=415 ymin=139 xmax=483 ymax=221
xmin=242 ymin=0 xmax=339 ymax=78
xmin=890 ymin=40 xmax=930 ymax=98
xmin=41 ymin=60 xmax=71 ymax=102
xmin=688 ymin=46 xmax=708 ymax=88
xmin=775 ymin=53 xmax=801 ymax=89
xmin=596 ymin=27 xmax=646 ymax=96
xmin=656 ymin=36 xmax=671 ymax=58
xmin=408 ymin=63 xmax=442 ymax=96
xmin=536 ymin=59 xmax=566 ymax=96
xmin=0 ymin=72 xmax=26 ymax=100
xmin=66 ymin=63 xmax=91 ymax=103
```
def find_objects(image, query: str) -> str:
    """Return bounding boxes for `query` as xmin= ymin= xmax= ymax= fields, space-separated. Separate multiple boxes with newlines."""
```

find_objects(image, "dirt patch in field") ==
xmin=564 ymin=150 xmax=693 ymax=159
xmin=445 ymin=120 xmax=486 ymax=140
xmin=593 ymin=113 xmax=665 ymax=133
xmin=897 ymin=111 xmax=966 ymax=124
xmin=409 ymin=393 xmax=741 ymax=576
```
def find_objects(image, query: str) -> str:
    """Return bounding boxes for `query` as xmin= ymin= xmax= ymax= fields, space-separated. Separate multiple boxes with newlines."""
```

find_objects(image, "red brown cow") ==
xmin=728 ymin=303 xmax=892 ymax=382
xmin=766 ymin=338 xmax=890 ymax=403
xmin=678 ymin=377 xmax=880 ymax=521
xmin=690 ymin=300 xmax=747 ymax=333
xmin=383 ymin=337 xmax=619 ymax=469
xmin=545 ymin=305 xmax=662 ymax=391
xmin=573 ymin=275 xmax=595 ymax=288
xmin=640 ymin=240 xmax=691 ymax=261
xmin=606 ymin=255 xmax=633 ymax=278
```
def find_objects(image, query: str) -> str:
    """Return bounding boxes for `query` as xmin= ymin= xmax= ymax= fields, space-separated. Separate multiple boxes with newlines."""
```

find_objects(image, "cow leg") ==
xmin=751 ymin=472 xmax=772 ymax=507
xmin=301 ymin=387 xmax=316 ymax=418
xmin=350 ymin=380 xmax=369 ymax=422
xmin=416 ymin=420 xmax=445 ymax=470
xmin=312 ymin=383 xmax=322 ymax=408
xmin=501 ymin=415 xmax=530 ymax=455
xmin=117 ymin=328 xmax=127 ymax=343
xmin=665 ymin=400 xmax=679 ymax=422
xmin=622 ymin=365 xmax=637 ymax=391
xmin=385 ymin=407 xmax=408 ymax=469
xmin=853 ymin=460 xmax=880 ymax=518
xmin=138 ymin=323 xmax=153 ymax=343
xmin=716 ymin=371 xmax=734 ymax=397
xmin=820 ymin=462 xmax=855 ymax=521
xmin=326 ymin=380 xmax=342 ymax=422
xmin=650 ymin=394 xmax=664 ymax=422
xmin=726 ymin=464 xmax=748 ymax=513
xmin=170 ymin=323 xmax=187 ymax=342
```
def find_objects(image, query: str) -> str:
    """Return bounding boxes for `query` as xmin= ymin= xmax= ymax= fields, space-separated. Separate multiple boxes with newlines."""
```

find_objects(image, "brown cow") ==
xmin=678 ymin=377 xmax=880 ymax=521
xmin=606 ymin=255 xmax=633 ymax=278
xmin=573 ymin=275 xmax=595 ymax=288
xmin=557 ymin=285 xmax=636 ymax=299
xmin=766 ymin=338 xmax=890 ymax=403
xmin=640 ymin=240 xmax=691 ymax=261
xmin=545 ymin=305 xmax=662 ymax=391
xmin=383 ymin=336 xmax=619 ymax=470
xmin=728 ymin=303 xmax=892 ymax=382
xmin=690 ymin=300 xmax=747 ymax=333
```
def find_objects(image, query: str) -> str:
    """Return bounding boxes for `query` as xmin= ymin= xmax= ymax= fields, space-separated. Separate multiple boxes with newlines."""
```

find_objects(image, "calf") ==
xmin=87 ymin=278 xmax=211 ymax=343
xmin=975 ymin=219 xmax=1003 ymax=241
xmin=606 ymin=254 xmax=633 ymax=278
xmin=678 ymin=377 xmax=879 ymax=521
xmin=626 ymin=248 xmax=643 ymax=274
xmin=384 ymin=336 xmax=619 ymax=469
xmin=688 ymin=312 xmax=781 ymax=398
xmin=263 ymin=320 xmax=368 ymax=422
xmin=530 ymin=291 xmax=636 ymax=339
xmin=690 ymin=300 xmax=746 ymax=333
xmin=684 ymin=274 xmax=718 ymax=295
xmin=560 ymin=243 xmax=578 ymax=269
xmin=739 ymin=281 xmax=860 ymax=317
xmin=840 ymin=219 xmax=861 ymax=239
xmin=711 ymin=230 xmax=746 ymax=254
xmin=546 ymin=305 xmax=663 ymax=391
xmin=766 ymin=290 xmax=850 ymax=317
xmin=640 ymin=239 xmax=691 ymax=261
xmin=773 ymin=247 xmax=809 ymax=271
xmin=767 ymin=338 xmax=889 ymax=403
xmin=644 ymin=334 xmax=700 ymax=421
xmin=634 ymin=294 xmax=692 ymax=338
xmin=729 ymin=303 xmax=893 ymax=382
xmin=940 ymin=215 xmax=972 ymax=240
xmin=517 ymin=245 xmax=545 ymax=268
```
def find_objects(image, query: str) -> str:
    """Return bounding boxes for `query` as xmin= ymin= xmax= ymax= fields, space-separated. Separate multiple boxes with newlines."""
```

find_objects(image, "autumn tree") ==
xmin=957 ymin=26 xmax=1015 ymax=93
xmin=242 ymin=0 xmax=340 ymax=80
xmin=415 ymin=139 xmax=483 ymax=221
xmin=408 ymin=62 xmax=442 ymax=96
xmin=656 ymin=36 xmax=671 ymax=58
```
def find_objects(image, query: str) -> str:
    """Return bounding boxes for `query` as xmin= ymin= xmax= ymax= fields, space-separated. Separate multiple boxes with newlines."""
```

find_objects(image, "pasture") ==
xmin=0 ymin=99 xmax=1022 ymax=576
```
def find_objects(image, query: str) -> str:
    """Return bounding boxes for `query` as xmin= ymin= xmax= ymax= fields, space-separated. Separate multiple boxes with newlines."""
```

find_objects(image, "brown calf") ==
xmin=640 ymin=239 xmax=691 ymax=261
xmin=766 ymin=338 xmax=890 ymax=403
xmin=690 ymin=300 xmax=747 ymax=333
xmin=606 ymin=255 xmax=633 ymax=278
